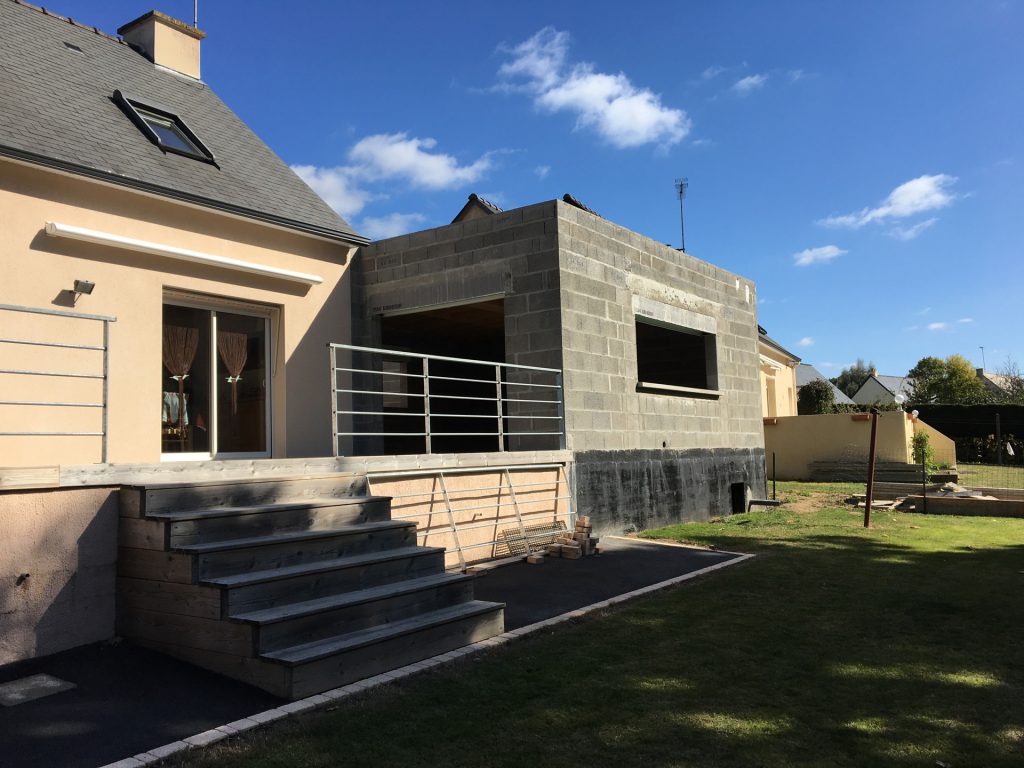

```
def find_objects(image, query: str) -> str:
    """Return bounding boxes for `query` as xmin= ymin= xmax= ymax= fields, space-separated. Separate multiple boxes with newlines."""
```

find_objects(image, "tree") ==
xmin=798 ymin=379 xmax=836 ymax=414
xmin=831 ymin=359 xmax=875 ymax=398
xmin=906 ymin=354 xmax=990 ymax=405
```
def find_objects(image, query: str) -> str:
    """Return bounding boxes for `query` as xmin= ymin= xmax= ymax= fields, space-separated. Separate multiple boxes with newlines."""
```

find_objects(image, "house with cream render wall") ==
xmin=0 ymin=2 xmax=765 ymax=696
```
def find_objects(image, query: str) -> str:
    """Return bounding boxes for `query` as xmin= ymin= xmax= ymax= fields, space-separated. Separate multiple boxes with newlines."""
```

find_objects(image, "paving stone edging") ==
xmin=99 ymin=550 xmax=754 ymax=768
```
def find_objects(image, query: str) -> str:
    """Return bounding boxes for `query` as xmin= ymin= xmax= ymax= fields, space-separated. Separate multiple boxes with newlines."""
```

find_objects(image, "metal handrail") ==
xmin=329 ymin=342 xmax=566 ymax=457
xmin=0 ymin=303 xmax=115 ymax=461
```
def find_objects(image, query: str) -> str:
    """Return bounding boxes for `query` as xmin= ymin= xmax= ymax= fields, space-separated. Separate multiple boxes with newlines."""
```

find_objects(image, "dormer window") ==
xmin=114 ymin=90 xmax=216 ymax=164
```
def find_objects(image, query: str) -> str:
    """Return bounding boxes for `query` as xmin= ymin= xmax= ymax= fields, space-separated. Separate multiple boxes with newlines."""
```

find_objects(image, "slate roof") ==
xmin=873 ymin=374 xmax=913 ymax=398
xmin=795 ymin=363 xmax=855 ymax=405
xmin=0 ymin=0 xmax=364 ymax=244
xmin=757 ymin=325 xmax=801 ymax=363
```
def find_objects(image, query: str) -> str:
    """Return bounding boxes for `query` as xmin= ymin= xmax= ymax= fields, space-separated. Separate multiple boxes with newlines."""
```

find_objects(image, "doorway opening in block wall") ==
xmin=161 ymin=294 xmax=273 ymax=460
xmin=375 ymin=298 xmax=506 ymax=455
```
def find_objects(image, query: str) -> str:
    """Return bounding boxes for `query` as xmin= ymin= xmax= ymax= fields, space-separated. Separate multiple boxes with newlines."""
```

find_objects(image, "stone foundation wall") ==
xmin=573 ymin=448 xmax=767 ymax=536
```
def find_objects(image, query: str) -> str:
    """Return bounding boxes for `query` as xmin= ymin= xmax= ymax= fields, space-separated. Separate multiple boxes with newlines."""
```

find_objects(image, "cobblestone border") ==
xmin=99 ymin=548 xmax=754 ymax=768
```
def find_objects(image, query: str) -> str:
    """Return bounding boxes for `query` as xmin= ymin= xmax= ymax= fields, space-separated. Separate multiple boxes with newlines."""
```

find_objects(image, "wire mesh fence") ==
xmin=914 ymin=407 xmax=1024 ymax=491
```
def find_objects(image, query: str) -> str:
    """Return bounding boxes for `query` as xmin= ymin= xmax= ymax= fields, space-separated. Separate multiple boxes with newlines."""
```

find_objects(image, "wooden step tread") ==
xmin=262 ymin=600 xmax=504 ymax=666
xmin=201 ymin=546 xmax=444 ymax=588
xmin=148 ymin=496 xmax=390 ymax=522
xmin=230 ymin=573 xmax=472 ymax=625
xmin=175 ymin=519 xmax=414 ymax=554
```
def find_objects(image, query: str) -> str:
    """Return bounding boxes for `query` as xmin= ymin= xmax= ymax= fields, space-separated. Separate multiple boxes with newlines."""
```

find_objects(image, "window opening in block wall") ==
xmin=635 ymin=317 xmax=718 ymax=393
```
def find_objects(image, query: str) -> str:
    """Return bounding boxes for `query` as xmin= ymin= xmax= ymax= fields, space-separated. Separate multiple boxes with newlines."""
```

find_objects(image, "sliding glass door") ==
xmin=161 ymin=301 xmax=270 ymax=459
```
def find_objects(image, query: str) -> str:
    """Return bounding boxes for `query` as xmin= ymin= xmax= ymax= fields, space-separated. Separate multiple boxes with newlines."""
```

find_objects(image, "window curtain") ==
xmin=217 ymin=331 xmax=248 ymax=415
xmin=162 ymin=325 xmax=199 ymax=442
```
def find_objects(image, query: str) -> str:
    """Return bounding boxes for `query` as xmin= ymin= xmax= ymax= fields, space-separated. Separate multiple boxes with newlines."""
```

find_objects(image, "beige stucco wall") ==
xmin=763 ymin=412 xmax=914 ymax=480
xmin=915 ymin=420 xmax=957 ymax=467
xmin=759 ymin=344 xmax=797 ymax=418
xmin=0 ymin=160 xmax=354 ymax=467
xmin=0 ymin=487 xmax=119 ymax=664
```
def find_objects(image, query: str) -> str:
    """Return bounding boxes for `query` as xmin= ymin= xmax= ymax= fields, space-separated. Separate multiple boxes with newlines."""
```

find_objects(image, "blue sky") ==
xmin=58 ymin=1 xmax=1024 ymax=377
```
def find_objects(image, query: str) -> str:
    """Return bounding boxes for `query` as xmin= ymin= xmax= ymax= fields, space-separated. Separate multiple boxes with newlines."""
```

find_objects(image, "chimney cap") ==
xmin=118 ymin=10 xmax=205 ymax=41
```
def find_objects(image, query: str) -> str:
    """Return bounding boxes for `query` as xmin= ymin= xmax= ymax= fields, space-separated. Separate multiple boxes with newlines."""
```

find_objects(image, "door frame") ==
xmin=161 ymin=290 xmax=276 ymax=461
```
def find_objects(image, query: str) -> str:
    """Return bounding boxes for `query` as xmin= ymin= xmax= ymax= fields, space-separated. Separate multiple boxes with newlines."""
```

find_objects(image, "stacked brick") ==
xmin=540 ymin=516 xmax=599 ymax=561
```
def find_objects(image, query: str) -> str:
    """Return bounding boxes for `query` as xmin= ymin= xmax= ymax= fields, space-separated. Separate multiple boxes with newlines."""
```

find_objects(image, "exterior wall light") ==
xmin=73 ymin=279 xmax=95 ymax=296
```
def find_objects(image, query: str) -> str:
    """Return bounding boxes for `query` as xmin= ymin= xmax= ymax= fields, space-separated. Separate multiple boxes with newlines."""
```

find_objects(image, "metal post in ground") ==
xmin=922 ymin=457 xmax=928 ymax=514
xmin=772 ymin=452 xmax=777 ymax=501
xmin=864 ymin=407 xmax=880 ymax=528
xmin=996 ymin=413 xmax=1002 ymax=466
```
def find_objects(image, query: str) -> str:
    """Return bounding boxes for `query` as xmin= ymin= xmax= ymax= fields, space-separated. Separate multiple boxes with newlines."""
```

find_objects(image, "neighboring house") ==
xmin=355 ymin=193 xmax=766 ymax=533
xmin=758 ymin=326 xmax=800 ymax=418
xmin=976 ymin=368 xmax=1012 ymax=398
xmin=796 ymin=364 xmax=855 ymax=406
xmin=852 ymin=372 xmax=913 ymax=406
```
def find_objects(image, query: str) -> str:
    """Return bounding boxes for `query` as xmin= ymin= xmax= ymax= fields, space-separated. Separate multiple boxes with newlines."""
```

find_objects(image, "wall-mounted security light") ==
xmin=73 ymin=279 xmax=95 ymax=296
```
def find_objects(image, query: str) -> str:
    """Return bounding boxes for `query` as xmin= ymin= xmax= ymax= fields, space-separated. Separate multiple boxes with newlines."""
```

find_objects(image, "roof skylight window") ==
xmin=113 ymin=90 xmax=216 ymax=164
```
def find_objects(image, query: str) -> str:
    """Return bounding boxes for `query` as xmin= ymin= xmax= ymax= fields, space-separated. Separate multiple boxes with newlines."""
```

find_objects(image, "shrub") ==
xmin=912 ymin=431 xmax=935 ymax=470
xmin=798 ymin=379 xmax=835 ymax=415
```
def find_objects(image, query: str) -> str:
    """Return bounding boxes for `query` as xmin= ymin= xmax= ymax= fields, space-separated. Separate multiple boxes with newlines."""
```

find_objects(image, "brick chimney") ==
xmin=118 ymin=11 xmax=205 ymax=79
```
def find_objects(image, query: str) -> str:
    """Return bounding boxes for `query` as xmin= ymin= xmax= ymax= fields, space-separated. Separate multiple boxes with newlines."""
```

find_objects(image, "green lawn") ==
xmin=957 ymin=463 xmax=1024 ymax=490
xmin=174 ymin=490 xmax=1024 ymax=768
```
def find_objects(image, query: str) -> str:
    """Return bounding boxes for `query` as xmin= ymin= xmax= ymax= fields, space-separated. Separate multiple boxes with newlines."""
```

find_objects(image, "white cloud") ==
xmin=788 ymin=69 xmax=807 ymax=83
xmin=928 ymin=322 xmax=948 ymax=331
xmin=359 ymin=212 xmax=428 ymax=240
xmin=958 ymin=317 xmax=974 ymax=324
xmin=348 ymin=133 xmax=492 ymax=189
xmin=798 ymin=337 xmax=814 ymax=347
xmin=534 ymin=164 xmax=551 ymax=179
xmin=498 ymin=28 xmax=690 ymax=148
xmin=291 ymin=165 xmax=375 ymax=219
xmin=888 ymin=217 xmax=938 ymax=241
xmin=731 ymin=73 xmax=768 ymax=95
xmin=916 ymin=306 xmax=932 ymax=316
xmin=793 ymin=244 xmax=846 ymax=266
xmin=701 ymin=65 xmax=726 ymax=81
xmin=819 ymin=174 xmax=958 ymax=228
xmin=691 ymin=138 xmax=715 ymax=147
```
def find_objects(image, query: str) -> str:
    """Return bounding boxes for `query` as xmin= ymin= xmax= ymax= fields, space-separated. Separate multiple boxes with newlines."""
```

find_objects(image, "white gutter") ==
xmin=44 ymin=221 xmax=324 ymax=286
xmin=759 ymin=354 xmax=785 ymax=370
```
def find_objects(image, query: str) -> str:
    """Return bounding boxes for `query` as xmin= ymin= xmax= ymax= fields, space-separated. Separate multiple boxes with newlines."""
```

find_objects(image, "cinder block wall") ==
xmin=553 ymin=200 xmax=765 ymax=532
xmin=355 ymin=202 xmax=563 ymax=372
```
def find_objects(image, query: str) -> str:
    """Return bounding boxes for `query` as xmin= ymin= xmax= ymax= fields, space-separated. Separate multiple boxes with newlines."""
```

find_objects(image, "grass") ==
xmin=174 ymin=485 xmax=1024 ymax=768
xmin=957 ymin=463 xmax=1024 ymax=489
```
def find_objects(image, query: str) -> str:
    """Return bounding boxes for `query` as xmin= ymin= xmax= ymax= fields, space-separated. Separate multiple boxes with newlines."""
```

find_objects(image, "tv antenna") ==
xmin=980 ymin=345 xmax=986 ymax=370
xmin=674 ymin=177 xmax=688 ymax=252
xmin=193 ymin=1 xmax=198 ymax=27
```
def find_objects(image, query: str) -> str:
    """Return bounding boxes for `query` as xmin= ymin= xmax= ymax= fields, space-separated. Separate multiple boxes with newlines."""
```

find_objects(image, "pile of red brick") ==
xmin=536 ymin=515 xmax=599 ymax=561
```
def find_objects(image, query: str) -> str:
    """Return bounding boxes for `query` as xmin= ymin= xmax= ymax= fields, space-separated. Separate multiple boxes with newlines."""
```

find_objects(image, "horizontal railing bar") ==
xmin=332 ymin=366 xmax=424 ymax=379
xmin=336 ymin=432 xmax=427 ymax=436
xmin=329 ymin=342 xmax=560 ymax=373
xmin=366 ymin=463 xmax=568 ymax=479
xmin=0 ymin=302 xmax=117 ymax=323
xmin=427 ymin=394 xmax=497 ymax=403
xmin=0 ymin=431 xmax=104 ymax=436
xmin=502 ymin=381 xmax=562 ymax=389
xmin=502 ymin=415 xmax=563 ymax=420
xmin=335 ymin=410 xmax=426 ymax=418
xmin=431 ymin=412 xmax=500 ymax=419
xmin=394 ymin=496 xmax=571 ymax=516
xmin=0 ymin=368 xmax=104 ymax=379
xmin=333 ymin=388 xmax=426 ymax=398
xmin=0 ymin=337 xmax=106 ymax=351
xmin=429 ymin=374 xmax=499 ymax=386
xmin=411 ymin=513 xmax=569 ymax=536
xmin=384 ymin=479 xmax=565 ymax=500
xmin=0 ymin=400 xmax=103 ymax=408
xmin=500 ymin=397 xmax=560 ymax=404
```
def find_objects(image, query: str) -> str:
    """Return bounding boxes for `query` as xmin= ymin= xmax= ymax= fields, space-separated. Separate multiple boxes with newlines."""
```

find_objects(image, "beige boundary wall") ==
xmin=763 ymin=412 xmax=956 ymax=480
xmin=0 ymin=159 xmax=354 ymax=467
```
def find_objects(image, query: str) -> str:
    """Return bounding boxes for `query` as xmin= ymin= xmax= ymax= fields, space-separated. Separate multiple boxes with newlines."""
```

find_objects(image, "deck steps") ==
xmin=116 ymin=474 xmax=503 ymax=699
